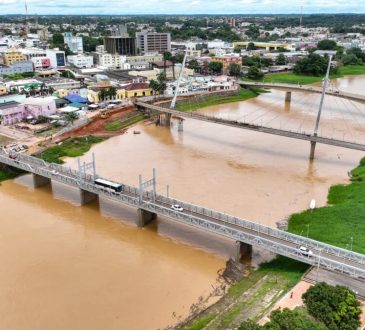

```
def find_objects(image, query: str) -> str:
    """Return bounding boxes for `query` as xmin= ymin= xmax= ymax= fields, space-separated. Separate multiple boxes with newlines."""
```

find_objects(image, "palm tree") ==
xmin=108 ymin=87 xmax=117 ymax=100
xmin=98 ymin=89 xmax=107 ymax=102
xmin=66 ymin=112 xmax=79 ymax=124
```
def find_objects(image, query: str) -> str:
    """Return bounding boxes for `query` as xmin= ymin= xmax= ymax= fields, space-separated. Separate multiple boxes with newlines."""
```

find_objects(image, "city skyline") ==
xmin=1 ymin=0 xmax=365 ymax=15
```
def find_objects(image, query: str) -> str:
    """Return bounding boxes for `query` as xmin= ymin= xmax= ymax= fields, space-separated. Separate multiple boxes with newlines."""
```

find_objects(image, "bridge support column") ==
xmin=309 ymin=141 xmax=316 ymax=160
xmin=32 ymin=173 xmax=51 ymax=188
xmin=136 ymin=208 xmax=156 ymax=227
xmin=79 ymin=189 xmax=98 ymax=205
xmin=178 ymin=119 xmax=184 ymax=132
xmin=165 ymin=113 xmax=172 ymax=126
xmin=234 ymin=241 xmax=252 ymax=263
xmin=285 ymin=91 xmax=292 ymax=103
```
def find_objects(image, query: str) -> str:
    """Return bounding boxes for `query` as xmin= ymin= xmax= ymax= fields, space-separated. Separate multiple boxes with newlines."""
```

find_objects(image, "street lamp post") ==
xmin=306 ymin=224 xmax=310 ymax=239
xmin=350 ymin=237 xmax=353 ymax=251
xmin=316 ymin=249 xmax=323 ymax=282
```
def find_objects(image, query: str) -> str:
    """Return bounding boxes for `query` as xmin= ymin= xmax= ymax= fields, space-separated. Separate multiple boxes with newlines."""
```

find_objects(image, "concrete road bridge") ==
xmin=135 ymin=101 xmax=365 ymax=156
xmin=238 ymin=81 xmax=365 ymax=104
xmin=1 ymin=147 xmax=365 ymax=281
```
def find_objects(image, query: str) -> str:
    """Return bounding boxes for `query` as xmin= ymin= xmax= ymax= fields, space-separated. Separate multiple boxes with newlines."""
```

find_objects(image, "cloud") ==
xmin=1 ymin=0 xmax=364 ymax=14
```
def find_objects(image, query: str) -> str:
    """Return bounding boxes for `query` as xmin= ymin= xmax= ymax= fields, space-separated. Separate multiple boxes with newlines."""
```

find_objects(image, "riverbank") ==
xmin=175 ymin=88 xmax=265 ymax=112
xmin=105 ymin=113 xmax=145 ymax=131
xmin=262 ymin=65 xmax=365 ymax=85
xmin=180 ymin=257 xmax=307 ymax=330
xmin=288 ymin=156 xmax=365 ymax=254
xmin=38 ymin=136 xmax=105 ymax=164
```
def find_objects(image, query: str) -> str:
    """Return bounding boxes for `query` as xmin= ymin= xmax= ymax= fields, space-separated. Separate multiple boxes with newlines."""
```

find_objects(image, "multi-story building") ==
xmin=64 ymin=32 xmax=83 ymax=53
xmin=67 ymin=54 xmax=93 ymax=68
xmin=0 ymin=101 xmax=25 ymax=125
xmin=22 ymin=48 xmax=66 ymax=69
xmin=93 ymin=52 xmax=130 ymax=69
xmin=0 ymin=61 xmax=34 ymax=76
xmin=46 ymin=49 xmax=66 ymax=68
xmin=126 ymin=53 xmax=163 ymax=65
xmin=3 ymin=48 xmax=26 ymax=65
xmin=136 ymin=32 xmax=171 ymax=53
xmin=104 ymin=37 xmax=137 ymax=56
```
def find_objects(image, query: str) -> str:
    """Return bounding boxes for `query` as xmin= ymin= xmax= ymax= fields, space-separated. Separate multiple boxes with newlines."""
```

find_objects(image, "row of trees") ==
xmin=239 ymin=282 xmax=361 ymax=330
xmin=98 ymin=87 xmax=117 ymax=101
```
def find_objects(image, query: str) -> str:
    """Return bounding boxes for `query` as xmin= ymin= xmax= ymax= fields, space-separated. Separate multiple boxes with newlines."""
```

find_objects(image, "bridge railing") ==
xmin=1 ymin=149 xmax=365 ymax=276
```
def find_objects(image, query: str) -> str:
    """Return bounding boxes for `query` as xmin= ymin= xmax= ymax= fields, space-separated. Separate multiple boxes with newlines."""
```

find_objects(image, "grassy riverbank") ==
xmin=263 ymin=65 xmax=365 ymax=85
xmin=181 ymin=257 xmax=308 ymax=330
xmin=288 ymin=157 xmax=365 ymax=254
xmin=39 ymin=136 xmax=105 ymax=164
xmin=176 ymin=87 xmax=265 ymax=112
xmin=0 ymin=167 xmax=23 ymax=183
xmin=104 ymin=113 xmax=145 ymax=132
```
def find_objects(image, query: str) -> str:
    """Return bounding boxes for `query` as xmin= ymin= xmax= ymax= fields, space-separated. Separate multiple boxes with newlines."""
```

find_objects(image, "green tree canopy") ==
xmin=187 ymin=59 xmax=201 ymax=71
xmin=293 ymin=53 xmax=333 ymax=76
xmin=246 ymin=25 xmax=260 ymax=40
xmin=317 ymin=39 xmax=338 ymax=50
xmin=303 ymin=282 xmax=361 ymax=330
xmin=208 ymin=61 xmax=223 ymax=74
xmin=276 ymin=53 xmax=287 ymax=65
xmin=247 ymin=66 xmax=264 ymax=80
xmin=228 ymin=62 xmax=242 ymax=78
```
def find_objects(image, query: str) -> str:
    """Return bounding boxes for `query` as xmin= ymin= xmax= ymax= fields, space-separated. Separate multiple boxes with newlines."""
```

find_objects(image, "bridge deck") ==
xmin=239 ymin=81 xmax=365 ymax=104
xmin=136 ymin=101 xmax=365 ymax=152
xmin=1 ymin=148 xmax=365 ymax=280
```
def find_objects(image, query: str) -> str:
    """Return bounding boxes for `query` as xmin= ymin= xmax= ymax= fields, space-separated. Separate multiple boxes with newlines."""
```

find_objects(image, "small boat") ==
xmin=133 ymin=130 xmax=141 ymax=135
xmin=309 ymin=199 xmax=316 ymax=210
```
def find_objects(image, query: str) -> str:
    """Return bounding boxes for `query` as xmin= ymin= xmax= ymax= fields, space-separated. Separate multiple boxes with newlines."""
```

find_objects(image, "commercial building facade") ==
xmin=67 ymin=55 xmax=93 ymax=68
xmin=64 ymin=32 xmax=83 ymax=53
xmin=0 ymin=61 xmax=34 ymax=75
xmin=4 ymin=48 xmax=26 ymax=65
xmin=104 ymin=37 xmax=137 ymax=56
xmin=136 ymin=32 xmax=171 ymax=53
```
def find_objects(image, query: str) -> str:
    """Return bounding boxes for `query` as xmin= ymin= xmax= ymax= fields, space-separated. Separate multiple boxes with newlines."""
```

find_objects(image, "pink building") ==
xmin=0 ymin=101 xmax=25 ymax=125
xmin=22 ymin=97 xmax=57 ymax=119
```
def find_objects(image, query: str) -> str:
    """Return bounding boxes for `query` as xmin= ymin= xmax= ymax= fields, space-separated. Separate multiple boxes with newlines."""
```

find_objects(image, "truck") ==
xmin=100 ymin=109 xmax=111 ymax=119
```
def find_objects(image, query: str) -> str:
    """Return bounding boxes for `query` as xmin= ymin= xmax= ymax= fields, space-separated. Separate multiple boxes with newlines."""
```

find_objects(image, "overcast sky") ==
xmin=1 ymin=0 xmax=365 ymax=15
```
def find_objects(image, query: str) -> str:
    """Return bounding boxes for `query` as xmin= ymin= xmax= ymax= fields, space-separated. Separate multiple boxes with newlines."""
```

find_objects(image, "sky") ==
xmin=1 ymin=0 xmax=365 ymax=15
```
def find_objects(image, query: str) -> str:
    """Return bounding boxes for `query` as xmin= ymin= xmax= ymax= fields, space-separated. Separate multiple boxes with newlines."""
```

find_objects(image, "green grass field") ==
xmin=288 ymin=157 xmax=365 ymax=254
xmin=176 ymin=88 xmax=265 ymax=112
xmin=262 ymin=65 xmax=365 ymax=85
xmin=38 ymin=136 xmax=105 ymax=164
xmin=104 ymin=113 xmax=145 ymax=132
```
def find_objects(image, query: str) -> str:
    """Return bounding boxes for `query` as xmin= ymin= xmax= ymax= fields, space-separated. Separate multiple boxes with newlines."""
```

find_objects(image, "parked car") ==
xmin=297 ymin=246 xmax=313 ymax=257
xmin=171 ymin=204 xmax=184 ymax=212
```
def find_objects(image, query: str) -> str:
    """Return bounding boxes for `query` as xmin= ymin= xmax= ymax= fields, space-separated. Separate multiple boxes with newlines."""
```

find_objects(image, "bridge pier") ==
xmin=79 ymin=189 xmax=98 ymax=205
xmin=234 ymin=241 xmax=252 ymax=263
xmin=285 ymin=91 xmax=292 ymax=103
xmin=136 ymin=208 xmax=157 ymax=227
xmin=178 ymin=119 xmax=184 ymax=132
xmin=32 ymin=173 xmax=51 ymax=188
xmin=309 ymin=141 xmax=316 ymax=160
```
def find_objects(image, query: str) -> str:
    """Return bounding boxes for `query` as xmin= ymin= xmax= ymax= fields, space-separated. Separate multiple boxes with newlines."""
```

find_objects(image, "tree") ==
xmin=52 ymin=32 xmax=64 ymax=45
xmin=238 ymin=319 xmax=260 ymax=330
xmin=247 ymin=42 xmax=257 ymax=51
xmin=293 ymin=53 xmax=332 ymax=76
xmin=98 ymin=89 xmax=107 ymax=101
xmin=246 ymin=25 xmax=260 ymax=40
xmin=276 ymin=53 xmax=287 ymax=65
xmin=342 ymin=53 xmax=361 ymax=66
xmin=228 ymin=62 xmax=241 ymax=78
xmin=187 ymin=59 xmax=201 ymax=71
xmin=247 ymin=66 xmax=264 ymax=80
xmin=65 ymin=112 xmax=79 ymax=124
xmin=242 ymin=56 xmax=261 ymax=67
xmin=262 ymin=58 xmax=273 ymax=67
xmin=303 ymin=282 xmax=361 ymax=330
xmin=208 ymin=61 xmax=223 ymax=74
xmin=107 ymin=87 xmax=117 ymax=100
xmin=317 ymin=39 xmax=338 ymax=50
xmin=234 ymin=46 xmax=242 ymax=54
xmin=149 ymin=79 xmax=159 ymax=94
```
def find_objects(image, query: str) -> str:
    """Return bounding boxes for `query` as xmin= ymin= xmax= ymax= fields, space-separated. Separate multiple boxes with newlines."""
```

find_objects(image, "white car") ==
xmin=298 ymin=246 xmax=313 ymax=257
xmin=171 ymin=204 xmax=184 ymax=212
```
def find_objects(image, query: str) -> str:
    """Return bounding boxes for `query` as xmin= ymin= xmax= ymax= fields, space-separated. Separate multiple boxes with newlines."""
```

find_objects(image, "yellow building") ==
xmin=4 ymin=48 xmax=26 ymax=65
xmin=0 ymin=85 xmax=7 ymax=96
xmin=233 ymin=41 xmax=291 ymax=51
xmin=123 ymin=83 xmax=155 ymax=98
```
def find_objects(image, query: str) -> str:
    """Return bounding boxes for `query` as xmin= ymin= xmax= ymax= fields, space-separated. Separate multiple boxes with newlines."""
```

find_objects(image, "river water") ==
xmin=0 ymin=76 xmax=365 ymax=329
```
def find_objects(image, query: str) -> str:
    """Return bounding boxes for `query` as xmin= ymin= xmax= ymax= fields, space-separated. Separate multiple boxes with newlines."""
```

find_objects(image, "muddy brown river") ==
xmin=1 ymin=75 xmax=365 ymax=329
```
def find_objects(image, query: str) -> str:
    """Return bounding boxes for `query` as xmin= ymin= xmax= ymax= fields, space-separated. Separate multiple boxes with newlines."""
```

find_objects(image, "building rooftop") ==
xmin=0 ymin=101 xmax=20 ymax=109
xmin=22 ymin=96 xmax=56 ymax=106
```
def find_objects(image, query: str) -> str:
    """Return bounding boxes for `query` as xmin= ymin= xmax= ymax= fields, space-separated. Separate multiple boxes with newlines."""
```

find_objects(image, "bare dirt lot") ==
xmin=59 ymin=105 xmax=136 ymax=140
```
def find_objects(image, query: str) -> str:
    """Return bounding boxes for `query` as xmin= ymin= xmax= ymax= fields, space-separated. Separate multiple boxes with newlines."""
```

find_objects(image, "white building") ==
xmin=93 ymin=52 xmax=130 ymax=70
xmin=64 ymin=32 xmax=83 ymax=53
xmin=67 ymin=54 xmax=93 ymax=68
xmin=46 ymin=49 xmax=66 ymax=68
